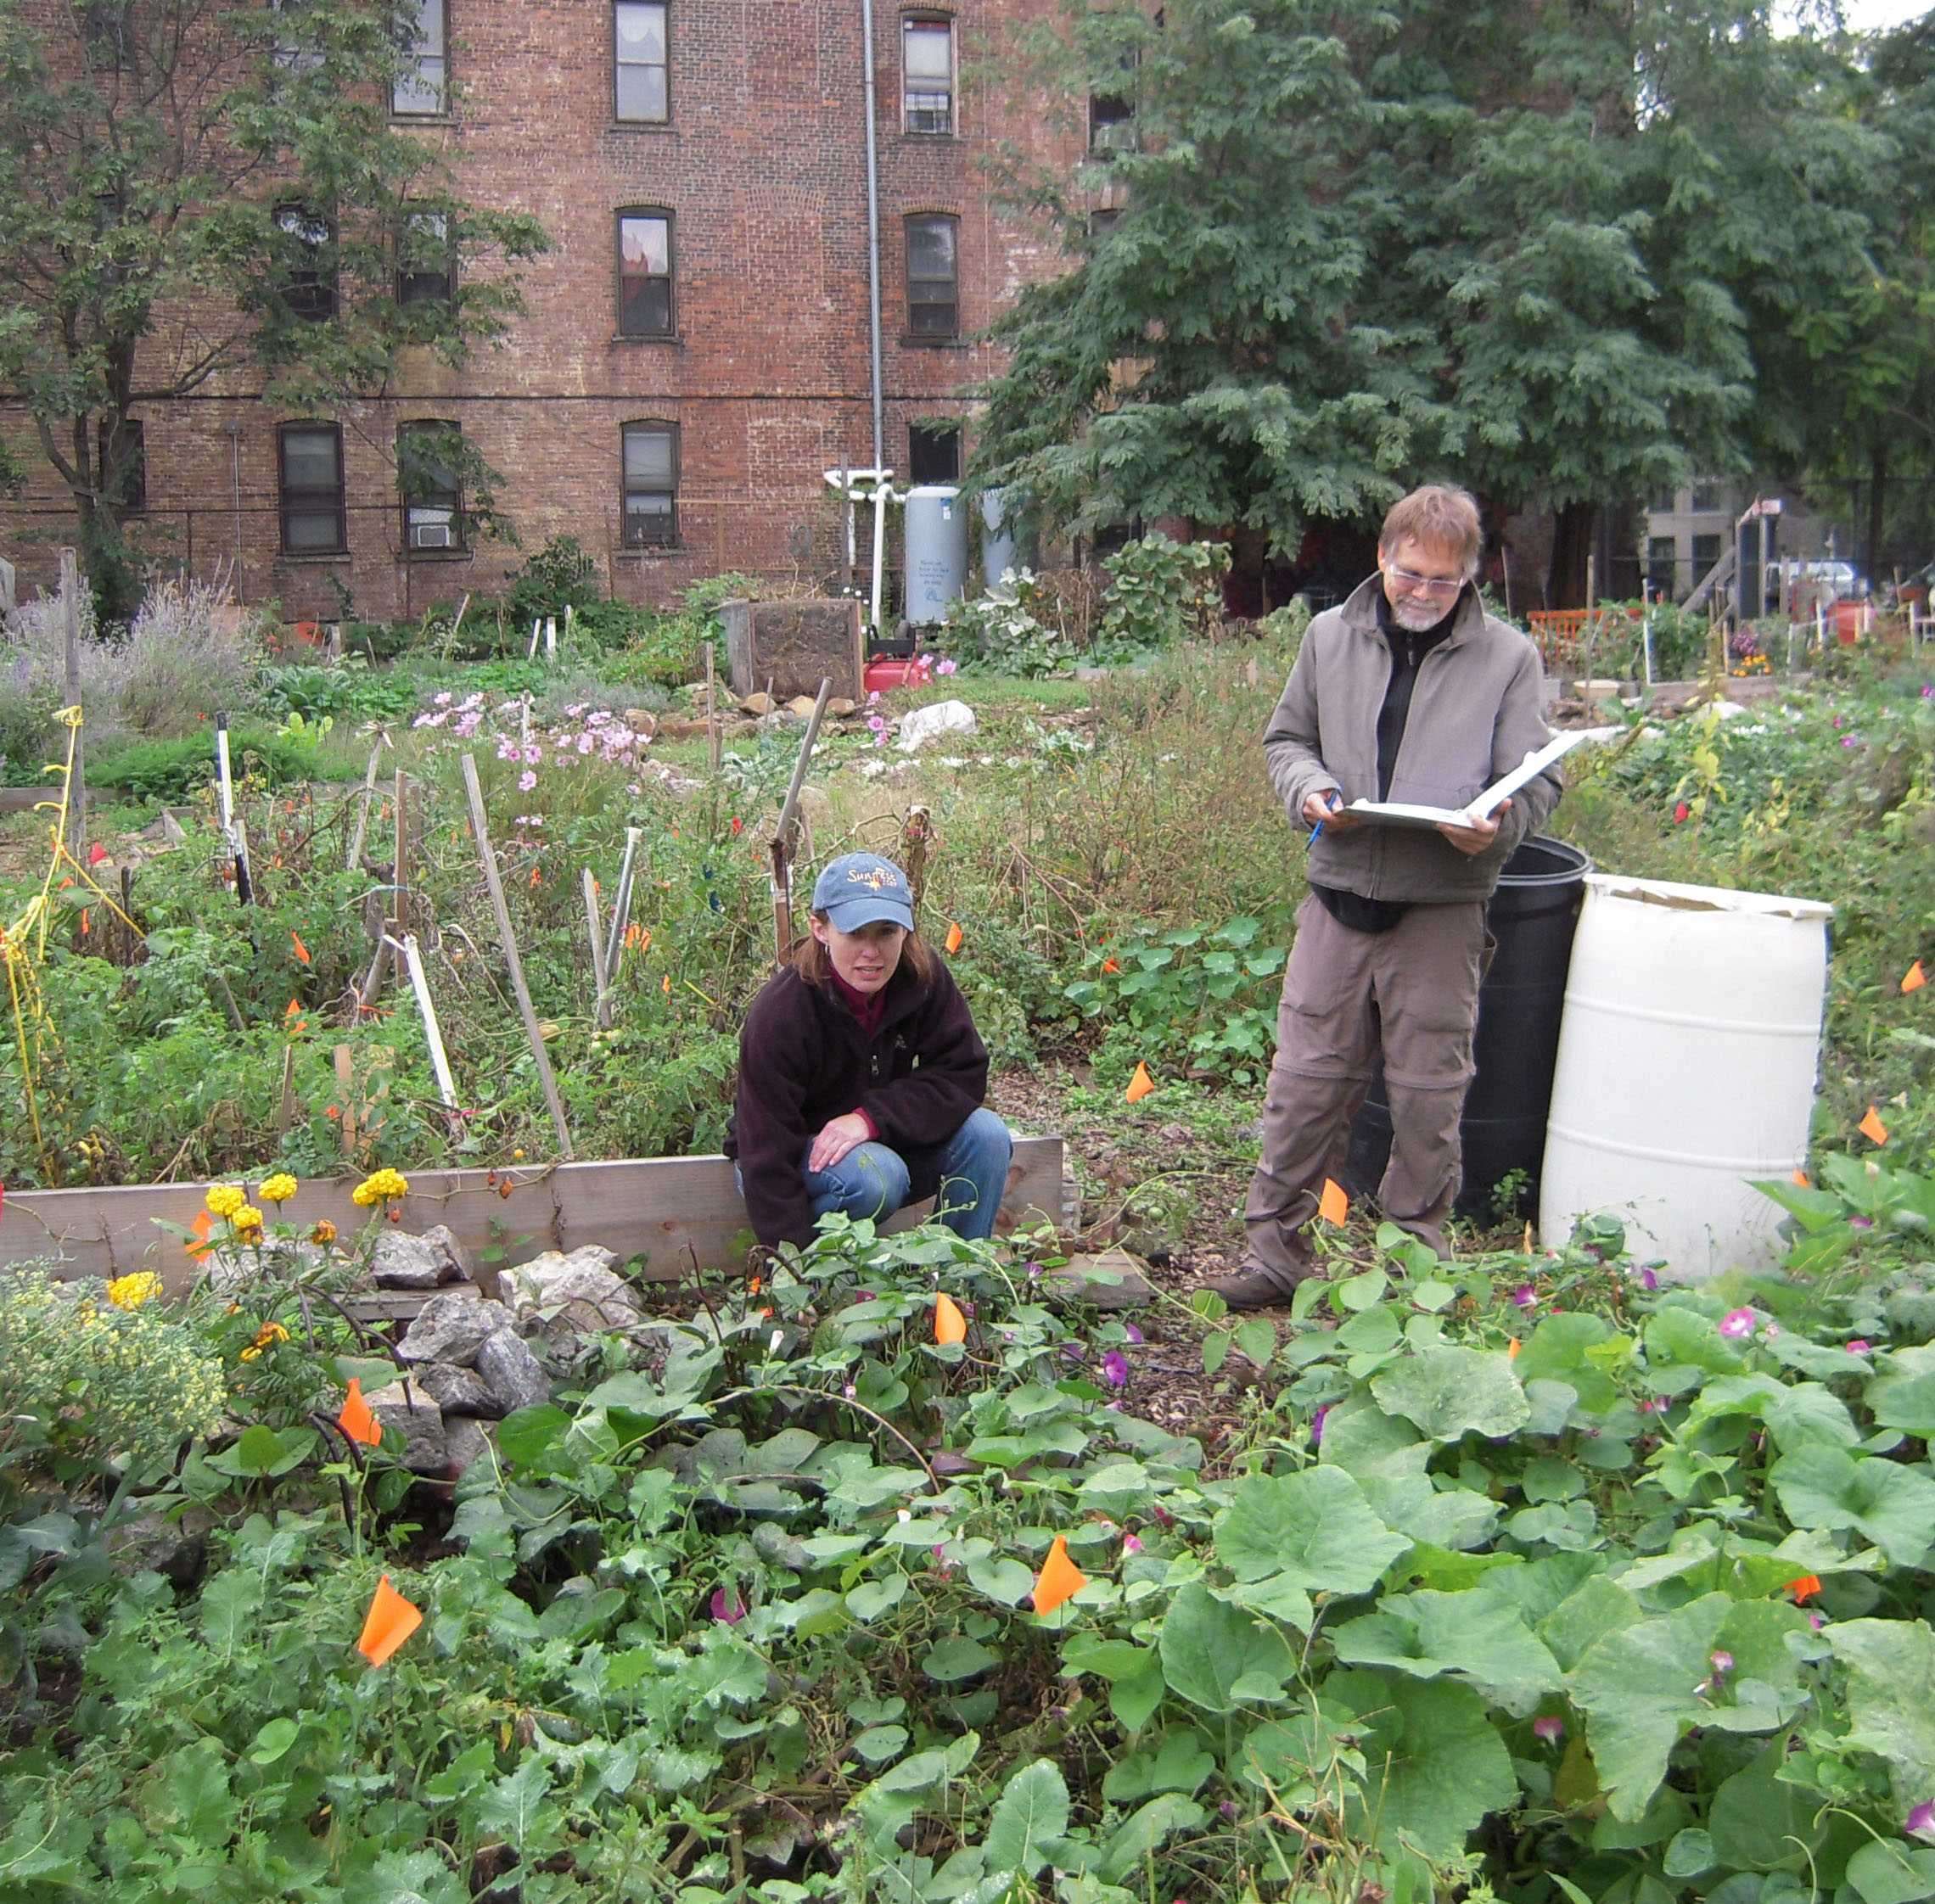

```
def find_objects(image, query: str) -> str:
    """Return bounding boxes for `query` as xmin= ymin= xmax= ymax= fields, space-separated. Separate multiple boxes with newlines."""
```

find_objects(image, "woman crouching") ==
xmin=726 ymin=852 xmax=1013 ymax=1252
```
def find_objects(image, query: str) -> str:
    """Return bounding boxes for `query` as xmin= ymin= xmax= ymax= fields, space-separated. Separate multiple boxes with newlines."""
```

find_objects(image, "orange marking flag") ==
xmin=290 ymin=932 xmax=311 ymax=966
xmin=1125 ymin=1062 xmax=1155 ymax=1103
xmin=1905 ymin=960 xmax=1928 ymax=994
xmin=1786 ymin=1574 xmax=1821 ymax=1604
xmin=1860 ymin=1106 xmax=1891 ymax=1145
xmin=1318 ymin=1179 xmax=1349 ymax=1226
xmin=338 ymin=1377 xmax=382 ymax=1448
xmin=356 ymin=1574 xmax=422 ymax=1667
xmin=934 ymin=1293 xmax=968 ymax=1346
xmin=1792 ymin=1170 xmax=1810 ymax=1187
xmin=1031 ymin=1535 xmax=1088 ymax=1616
xmin=945 ymin=921 xmax=963 ymax=955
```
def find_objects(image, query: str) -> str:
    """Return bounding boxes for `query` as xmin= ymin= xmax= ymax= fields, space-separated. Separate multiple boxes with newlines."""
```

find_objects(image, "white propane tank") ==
xmin=1539 ymin=873 xmax=1833 ymax=1277
xmin=904 ymin=485 xmax=967 ymax=625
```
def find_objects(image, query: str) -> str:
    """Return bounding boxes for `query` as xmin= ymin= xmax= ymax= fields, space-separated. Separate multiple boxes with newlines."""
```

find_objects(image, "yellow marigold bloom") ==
xmin=240 ymin=1319 xmax=290 ymax=1361
xmin=205 ymin=1184 xmax=246 ymax=1218
xmin=311 ymin=1219 xmax=338 ymax=1246
xmin=232 ymin=1206 xmax=265 ymax=1235
xmin=351 ymin=1168 xmax=410 ymax=1207
xmin=106 ymin=1271 xmax=164 ymax=1311
xmin=260 ymin=1173 xmax=299 ymax=1205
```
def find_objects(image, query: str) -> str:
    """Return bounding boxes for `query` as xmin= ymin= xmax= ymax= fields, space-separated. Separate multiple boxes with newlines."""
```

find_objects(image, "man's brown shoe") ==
xmin=1200 ymin=1261 xmax=1315 ymax=1311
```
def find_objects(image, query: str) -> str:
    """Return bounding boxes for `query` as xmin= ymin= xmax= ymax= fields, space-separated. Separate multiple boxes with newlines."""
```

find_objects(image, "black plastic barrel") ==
xmin=1343 ymin=835 xmax=1591 ymax=1222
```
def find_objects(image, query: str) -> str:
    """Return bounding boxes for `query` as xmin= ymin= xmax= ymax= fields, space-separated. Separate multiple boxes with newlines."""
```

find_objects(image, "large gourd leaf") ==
xmin=1770 ymin=1446 xmax=1935 ymax=1566
xmin=1330 ymin=1589 xmax=1563 ymax=1714
xmin=1214 ymin=1466 xmax=1409 ymax=1598
xmin=1372 ymin=1346 xmax=1529 ymax=1442
xmin=1158 ymin=1580 xmax=1298 ymax=1713
xmin=1829 ymin=1619 xmax=1935 ymax=1811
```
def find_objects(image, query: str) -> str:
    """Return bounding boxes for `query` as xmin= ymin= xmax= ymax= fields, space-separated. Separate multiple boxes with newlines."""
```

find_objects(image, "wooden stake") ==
xmin=395 ymin=932 xmax=460 ymax=1110
xmin=277 ymin=1045 xmax=297 ymax=1135
xmin=392 ymin=769 xmax=409 ymax=927
xmin=603 ymin=826 xmax=642 ymax=984
xmin=334 ymin=1044 xmax=356 ymax=1159
xmin=59 ymin=548 xmax=86 ymax=861
xmin=704 ymin=641 xmax=721 ymax=776
xmin=769 ymin=678 xmax=832 ymax=969
xmin=459 ymin=753 xmax=575 ymax=1158
xmin=345 ymin=743 xmax=383 ymax=873
xmin=583 ymin=869 xmax=611 ymax=1025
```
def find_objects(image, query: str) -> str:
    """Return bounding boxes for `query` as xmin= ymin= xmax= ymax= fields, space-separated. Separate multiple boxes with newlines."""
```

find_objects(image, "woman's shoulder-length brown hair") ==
xmin=792 ymin=918 xmax=937 ymax=988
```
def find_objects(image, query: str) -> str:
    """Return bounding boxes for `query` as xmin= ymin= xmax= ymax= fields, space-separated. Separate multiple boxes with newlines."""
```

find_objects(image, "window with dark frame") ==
xmin=99 ymin=418 xmax=146 ymax=514
xmin=905 ymin=214 xmax=958 ymax=339
xmin=396 ymin=209 xmax=454 ymax=305
xmin=1646 ymin=536 xmax=1677 ymax=598
xmin=1691 ymin=479 xmax=1724 ymax=512
xmin=617 ymin=210 xmax=674 ymax=336
xmin=907 ymin=423 xmax=960 ymax=485
xmin=902 ymin=15 xmax=953 ymax=134
xmin=399 ymin=422 xmax=464 ymax=553
xmin=621 ymin=422 xmax=678 ymax=547
xmin=393 ymin=0 xmax=446 ymax=114
xmin=278 ymin=423 xmax=346 ymax=555
xmin=275 ymin=204 xmax=337 ymax=322
xmin=1088 ymin=205 xmax=1121 ymax=240
xmin=1691 ymin=532 xmax=1723 ymax=575
xmin=614 ymin=0 xmax=668 ymax=120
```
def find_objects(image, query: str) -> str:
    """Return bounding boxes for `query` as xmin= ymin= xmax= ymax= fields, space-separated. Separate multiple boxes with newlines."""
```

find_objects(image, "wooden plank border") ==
xmin=0 ymin=1137 xmax=1069 ymax=1294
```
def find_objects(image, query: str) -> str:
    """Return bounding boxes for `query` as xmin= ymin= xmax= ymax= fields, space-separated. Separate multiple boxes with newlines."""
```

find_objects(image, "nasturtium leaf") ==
xmin=1158 ymin=1581 xmax=1297 ymax=1713
xmin=1214 ymin=1466 xmax=1409 ymax=1598
xmin=1372 ymin=1346 xmax=1529 ymax=1442
xmin=1097 ymin=1795 xmax=1209 ymax=1883
xmin=1847 ymin=1840 xmax=1935 ymax=1904
xmin=966 ymin=1556 xmax=1036 ymax=1607
xmin=1325 ymin=1668 xmax=1518 ymax=1856
xmin=1770 ymin=1445 xmax=1935 ymax=1566
xmin=923 ymin=1638 xmax=1000 ymax=1683
xmin=1828 ymin=1619 xmax=1935 ymax=1810
xmin=982 ymin=1759 xmax=1069 ymax=1879
xmin=1568 ymin=1592 xmax=1732 ymax=1820
xmin=850 ymin=1725 xmax=910 ymax=1766
xmin=1330 ymin=1590 xmax=1563 ymax=1713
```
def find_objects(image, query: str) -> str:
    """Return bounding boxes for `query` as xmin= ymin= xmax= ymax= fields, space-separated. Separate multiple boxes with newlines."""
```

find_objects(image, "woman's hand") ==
xmin=809 ymin=1112 xmax=873 ymax=1173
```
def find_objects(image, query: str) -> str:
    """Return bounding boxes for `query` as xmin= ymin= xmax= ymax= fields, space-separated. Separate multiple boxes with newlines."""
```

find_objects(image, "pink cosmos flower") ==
xmin=518 ymin=770 xmax=537 ymax=792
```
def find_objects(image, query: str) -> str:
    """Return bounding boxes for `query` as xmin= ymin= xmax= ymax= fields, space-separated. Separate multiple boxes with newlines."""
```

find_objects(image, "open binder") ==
xmin=1343 ymin=726 xmax=1621 ymax=831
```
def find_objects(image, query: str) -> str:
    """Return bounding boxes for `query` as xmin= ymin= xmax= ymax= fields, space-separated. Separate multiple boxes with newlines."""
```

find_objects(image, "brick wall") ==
xmin=0 ymin=0 xmax=1085 ymax=622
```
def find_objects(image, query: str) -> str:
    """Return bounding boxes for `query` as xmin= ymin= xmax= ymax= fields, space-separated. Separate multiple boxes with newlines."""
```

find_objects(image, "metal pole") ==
xmin=871 ymin=479 xmax=889 ymax=640
xmin=861 ymin=0 xmax=885 ymax=468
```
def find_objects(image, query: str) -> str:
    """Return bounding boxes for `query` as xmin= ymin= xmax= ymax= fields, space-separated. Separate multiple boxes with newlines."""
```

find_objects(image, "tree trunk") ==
xmin=1867 ymin=441 xmax=1887 ymax=591
xmin=1545 ymin=501 xmax=1599 ymax=609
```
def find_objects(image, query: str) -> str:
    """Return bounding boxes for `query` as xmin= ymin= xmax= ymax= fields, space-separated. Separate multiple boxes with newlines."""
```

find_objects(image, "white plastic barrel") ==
xmin=1539 ymin=874 xmax=1833 ymax=1277
xmin=904 ymin=484 xmax=968 ymax=625
xmin=982 ymin=488 xmax=1021 ymax=585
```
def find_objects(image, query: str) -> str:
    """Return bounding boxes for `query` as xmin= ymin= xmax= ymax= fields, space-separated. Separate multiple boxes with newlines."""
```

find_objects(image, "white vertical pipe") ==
xmin=861 ymin=0 xmax=885 ymax=469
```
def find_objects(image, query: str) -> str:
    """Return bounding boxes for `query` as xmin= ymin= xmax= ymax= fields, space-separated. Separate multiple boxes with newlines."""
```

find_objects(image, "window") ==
xmin=1649 ymin=487 xmax=1677 ymax=513
xmin=82 ymin=3 xmax=132 ymax=65
xmin=1646 ymin=536 xmax=1676 ymax=598
xmin=614 ymin=0 xmax=668 ymax=120
xmin=393 ymin=0 xmax=446 ymax=114
xmin=1088 ymin=205 xmax=1121 ymax=241
xmin=1690 ymin=479 xmax=1723 ymax=512
xmin=99 ymin=418 xmax=146 ymax=514
xmin=275 ymin=204 xmax=336 ymax=322
xmin=908 ymin=423 xmax=960 ymax=484
xmin=902 ymin=16 xmax=953 ymax=134
xmin=617 ymin=210 xmax=674 ymax=336
xmin=1691 ymin=533 xmax=1723 ymax=575
xmin=621 ymin=423 xmax=678 ymax=547
xmin=1089 ymin=89 xmax=1136 ymax=151
xmin=396 ymin=210 xmax=454 ymax=305
xmin=399 ymin=422 xmax=464 ymax=552
xmin=905 ymin=215 xmax=958 ymax=339
xmin=279 ymin=423 xmax=346 ymax=554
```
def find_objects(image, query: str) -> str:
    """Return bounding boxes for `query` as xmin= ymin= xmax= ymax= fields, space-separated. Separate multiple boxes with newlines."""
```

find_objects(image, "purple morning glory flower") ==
xmin=1124 ymin=1323 xmax=1145 ymax=1346
xmin=1910 ymin=1801 xmax=1935 ymax=1838
xmin=1512 ymin=1285 xmax=1538 ymax=1310
xmin=1719 ymin=1309 xmax=1756 ymax=1340
xmin=1100 ymin=1350 xmax=1130 ymax=1390
xmin=1310 ymin=1406 xmax=1328 ymax=1447
xmin=1634 ymin=1267 xmax=1659 ymax=1291
xmin=1848 ymin=1340 xmax=1872 ymax=1353
xmin=1852 ymin=1217 xmax=1874 ymax=1229
xmin=1533 ymin=1716 xmax=1565 ymax=1743
xmin=710 ymin=1588 xmax=744 ymax=1625
xmin=1709 ymin=1650 xmax=1734 ymax=1676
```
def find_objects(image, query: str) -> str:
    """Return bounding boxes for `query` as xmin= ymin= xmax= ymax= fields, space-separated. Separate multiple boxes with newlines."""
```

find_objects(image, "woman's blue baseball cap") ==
xmin=811 ymin=853 xmax=916 ymax=933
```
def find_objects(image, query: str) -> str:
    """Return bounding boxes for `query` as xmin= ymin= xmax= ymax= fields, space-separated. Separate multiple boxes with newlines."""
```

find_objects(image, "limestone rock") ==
xmin=414 ymin=1361 xmax=501 ymax=1418
xmin=474 ymin=1330 xmax=552 ymax=1414
xmin=1039 ymin=1246 xmax=1157 ymax=1312
xmin=443 ymin=1416 xmax=495 ymax=1478
xmin=395 ymin=1290 xmax=511 ymax=1366
xmin=620 ymin=708 xmax=659 ymax=738
xmin=497 ymin=1248 xmax=641 ymax=1339
xmin=418 ymin=1224 xmax=476 ymax=1285
xmin=364 ymin=1380 xmax=447 ymax=1472
xmin=368 ymin=1232 xmax=443 ymax=1290
xmin=107 ymin=1504 xmax=216 ymax=1588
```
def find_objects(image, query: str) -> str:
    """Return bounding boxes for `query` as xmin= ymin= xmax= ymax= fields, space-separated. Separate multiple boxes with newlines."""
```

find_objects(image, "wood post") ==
xmin=395 ymin=932 xmax=459 ymax=1112
xmin=460 ymin=753 xmax=575 ymax=1158
xmin=345 ymin=744 xmax=383 ymax=874
xmin=769 ymin=678 xmax=832 ymax=969
xmin=704 ymin=641 xmax=721 ymax=776
xmin=334 ymin=1044 xmax=356 ymax=1159
xmin=583 ymin=868 xmax=612 ymax=1028
xmin=59 ymin=548 xmax=86 ymax=861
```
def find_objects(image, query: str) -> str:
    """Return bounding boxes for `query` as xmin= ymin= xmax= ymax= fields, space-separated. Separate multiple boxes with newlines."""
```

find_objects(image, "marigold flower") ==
xmin=232 ymin=1206 xmax=265 ymax=1237
xmin=351 ymin=1168 xmax=410 ymax=1207
xmin=205 ymin=1184 xmax=246 ymax=1218
xmin=311 ymin=1219 xmax=339 ymax=1246
xmin=240 ymin=1320 xmax=289 ymax=1362
xmin=260 ymin=1173 xmax=299 ymax=1205
xmin=106 ymin=1271 xmax=163 ymax=1311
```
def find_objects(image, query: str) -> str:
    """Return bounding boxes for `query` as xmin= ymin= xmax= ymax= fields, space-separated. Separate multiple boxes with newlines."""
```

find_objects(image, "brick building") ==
xmin=0 ymin=1 xmax=1085 ymax=621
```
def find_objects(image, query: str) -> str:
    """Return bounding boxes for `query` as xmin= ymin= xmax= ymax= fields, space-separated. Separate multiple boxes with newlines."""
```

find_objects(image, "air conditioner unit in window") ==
xmin=410 ymin=521 xmax=456 ymax=551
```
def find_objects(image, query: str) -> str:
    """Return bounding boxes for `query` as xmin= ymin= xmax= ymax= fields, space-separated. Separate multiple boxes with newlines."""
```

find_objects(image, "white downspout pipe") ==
xmin=861 ymin=0 xmax=885 ymax=470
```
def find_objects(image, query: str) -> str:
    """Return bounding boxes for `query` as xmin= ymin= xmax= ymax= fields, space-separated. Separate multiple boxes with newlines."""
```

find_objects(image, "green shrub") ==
xmin=508 ymin=534 xmax=602 ymax=627
xmin=91 ymin=729 xmax=360 ymax=803
xmin=1093 ymin=532 xmax=1231 ymax=658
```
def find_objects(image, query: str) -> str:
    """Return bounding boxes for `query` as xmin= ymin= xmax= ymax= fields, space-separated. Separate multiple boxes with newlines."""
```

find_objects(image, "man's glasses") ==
xmin=1383 ymin=563 xmax=1465 ymax=596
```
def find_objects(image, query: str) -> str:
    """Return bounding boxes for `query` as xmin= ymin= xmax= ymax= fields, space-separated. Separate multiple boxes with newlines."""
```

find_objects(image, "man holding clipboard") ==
xmin=1208 ymin=484 xmax=1565 ymax=1308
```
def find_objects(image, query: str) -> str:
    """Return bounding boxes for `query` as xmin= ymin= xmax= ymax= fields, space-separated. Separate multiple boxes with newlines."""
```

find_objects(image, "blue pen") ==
xmin=1308 ymin=790 xmax=1343 ymax=845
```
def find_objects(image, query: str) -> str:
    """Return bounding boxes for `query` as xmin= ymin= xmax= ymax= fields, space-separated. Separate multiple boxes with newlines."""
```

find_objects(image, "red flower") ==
xmin=1674 ymin=802 xmax=1691 ymax=823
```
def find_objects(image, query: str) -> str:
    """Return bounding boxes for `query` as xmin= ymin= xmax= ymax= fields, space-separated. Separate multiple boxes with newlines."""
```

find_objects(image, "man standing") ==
xmin=1208 ymin=484 xmax=1562 ymax=1309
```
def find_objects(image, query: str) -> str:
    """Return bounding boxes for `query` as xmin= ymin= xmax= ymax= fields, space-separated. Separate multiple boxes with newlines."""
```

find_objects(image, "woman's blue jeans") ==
xmin=791 ymin=1107 xmax=1014 ymax=1242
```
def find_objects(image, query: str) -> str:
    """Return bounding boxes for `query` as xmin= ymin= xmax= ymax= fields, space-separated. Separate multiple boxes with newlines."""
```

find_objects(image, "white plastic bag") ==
xmin=897 ymin=698 xmax=978 ymax=752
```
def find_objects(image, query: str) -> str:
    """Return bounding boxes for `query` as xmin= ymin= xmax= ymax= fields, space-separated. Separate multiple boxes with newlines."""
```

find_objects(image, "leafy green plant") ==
xmin=507 ymin=534 xmax=602 ymax=627
xmin=939 ymin=569 xmax=1072 ymax=677
xmin=1092 ymin=533 xmax=1231 ymax=660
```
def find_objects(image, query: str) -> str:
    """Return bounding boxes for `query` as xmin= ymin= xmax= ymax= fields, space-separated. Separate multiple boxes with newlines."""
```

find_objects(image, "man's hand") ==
xmin=1436 ymin=797 xmax=1509 ymax=857
xmin=1302 ymin=788 xmax=1358 ymax=832
xmin=809 ymin=1112 xmax=873 ymax=1174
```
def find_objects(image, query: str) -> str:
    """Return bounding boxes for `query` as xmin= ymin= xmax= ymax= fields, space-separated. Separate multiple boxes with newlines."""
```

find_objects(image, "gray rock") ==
xmin=1039 ymin=1246 xmax=1157 ymax=1312
xmin=369 ymin=1232 xmax=442 ymax=1290
xmin=443 ymin=1416 xmax=495 ymax=1478
xmin=418 ymin=1224 xmax=476 ymax=1285
xmin=414 ymin=1362 xmax=501 ymax=1418
xmin=106 ymin=1505 xmax=216 ymax=1588
xmin=474 ymin=1329 xmax=551 ymax=1414
xmin=363 ymin=1380 xmax=447 ymax=1473
xmin=496 ymin=1246 xmax=626 ymax=1313
xmin=395 ymin=1290 xmax=511 ymax=1366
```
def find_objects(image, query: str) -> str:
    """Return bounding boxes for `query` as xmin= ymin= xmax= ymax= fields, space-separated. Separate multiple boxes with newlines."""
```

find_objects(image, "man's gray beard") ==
xmin=1390 ymin=597 xmax=1450 ymax=631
